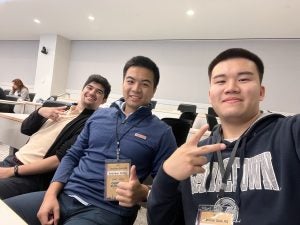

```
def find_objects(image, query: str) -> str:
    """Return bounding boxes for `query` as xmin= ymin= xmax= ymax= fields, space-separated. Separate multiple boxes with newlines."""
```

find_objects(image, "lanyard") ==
xmin=115 ymin=112 xmax=149 ymax=160
xmin=215 ymin=124 xmax=250 ymax=199
xmin=216 ymin=136 xmax=241 ymax=199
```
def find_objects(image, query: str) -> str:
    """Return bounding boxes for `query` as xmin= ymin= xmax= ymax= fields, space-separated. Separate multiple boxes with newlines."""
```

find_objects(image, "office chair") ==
xmin=3 ymin=89 xmax=10 ymax=95
xmin=28 ymin=93 xmax=36 ymax=102
xmin=177 ymin=103 xmax=197 ymax=113
xmin=179 ymin=111 xmax=197 ymax=127
xmin=150 ymin=100 xmax=157 ymax=109
xmin=208 ymin=106 xmax=218 ymax=117
xmin=0 ymin=103 xmax=12 ymax=113
xmin=5 ymin=95 xmax=18 ymax=101
xmin=161 ymin=117 xmax=191 ymax=146
xmin=3 ymin=95 xmax=18 ymax=113
xmin=206 ymin=114 xmax=218 ymax=131
xmin=206 ymin=106 xmax=218 ymax=131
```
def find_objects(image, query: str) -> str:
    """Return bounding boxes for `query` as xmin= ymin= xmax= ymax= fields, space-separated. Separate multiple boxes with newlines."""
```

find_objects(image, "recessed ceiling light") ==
xmin=33 ymin=18 xmax=41 ymax=24
xmin=88 ymin=16 xmax=95 ymax=21
xmin=0 ymin=0 xmax=11 ymax=3
xmin=186 ymin=10 xmax=195 ymax=16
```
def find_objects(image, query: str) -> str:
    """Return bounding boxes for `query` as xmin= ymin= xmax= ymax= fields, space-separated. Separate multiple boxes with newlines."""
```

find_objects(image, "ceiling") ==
xmin=1 ymin=0 xmax=300 ymax=41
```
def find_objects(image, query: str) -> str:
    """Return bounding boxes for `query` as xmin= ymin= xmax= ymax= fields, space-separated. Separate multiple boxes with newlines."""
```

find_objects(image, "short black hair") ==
xmin=208 ymin=48 xmax=264 ymax=83
xmin=123 ymin=56 xmax=160 ymax=89
xmin=83 ymin=74 xmax=111 ymax=99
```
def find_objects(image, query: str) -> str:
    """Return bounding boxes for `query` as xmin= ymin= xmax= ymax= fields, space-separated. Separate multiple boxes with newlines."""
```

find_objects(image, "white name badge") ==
xmin=196 ymin=205 xmax=234 ymax=225
xmin=104 ymin=159 xmax=131 ymax=201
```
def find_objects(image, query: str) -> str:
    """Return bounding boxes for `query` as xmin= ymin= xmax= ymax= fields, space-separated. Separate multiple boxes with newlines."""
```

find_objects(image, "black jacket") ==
xmin=148 ymin=113 xmax=300 ymax=225
xmin=0 ymin=87 xmax=11 ymax=112
xmin=21 ymin=107 xmax=95 ymax=188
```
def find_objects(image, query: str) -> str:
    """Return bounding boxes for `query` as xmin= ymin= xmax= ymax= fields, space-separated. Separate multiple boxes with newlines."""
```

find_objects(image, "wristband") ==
xmin=14 ymin=165 xmax=20 ymax=177
xmin=147 ymin=185 xmax=152 ymax=200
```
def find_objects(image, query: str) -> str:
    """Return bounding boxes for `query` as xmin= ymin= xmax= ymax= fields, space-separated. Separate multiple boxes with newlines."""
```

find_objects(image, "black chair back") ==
xmin=28 ymin=93 xmax=36 ymax=102
xmin=208 ymin=106 xmax=218 ymax=117
xmin=3 ymin=89 xmax=10 ymax=95
xmin=206 ymin=114 xmax=218 ymax=131
xmin=177 ymin=103 xmax=197 ymax=113
xmin=2 ymin=95 xmax=18 ymax=112
xmin=206 ymin=107 xmax=218 ymax=131
xmin=179 ymin=111 xmax=197 ymax=127
xmin=150 ymin=100 xmax=157 ymax=109
xmin=0 ymin=103 xmax=12 ymax=113
xmin=161 ymin=118 xmax=191 ymax=146
xmin=5 ymin=95 xmax=18 ymax=101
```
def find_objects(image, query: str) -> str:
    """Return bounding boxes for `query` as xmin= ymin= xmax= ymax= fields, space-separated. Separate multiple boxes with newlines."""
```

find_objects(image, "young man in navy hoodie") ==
xmin=148 ymin=48 xmax=300 ymax=225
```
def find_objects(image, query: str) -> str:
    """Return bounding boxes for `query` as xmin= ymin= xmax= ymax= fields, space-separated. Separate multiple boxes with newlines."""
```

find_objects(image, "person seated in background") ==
xmin=147 ymin=48 xmax=300 ymax=225
xmin=0 ymin=87 xmax=5 ymax=100
xmin=0 ymin=87 xmax=16 ymax=112
xmin=0 ymin=74 xmax=111 ymax=199
xmin=0 ymin=87 xmax=11 ymax=113
xmin=9 ymin=78 xmax=30 ymax=101
xmin=5 ymin=55 xmax=177 ymax=225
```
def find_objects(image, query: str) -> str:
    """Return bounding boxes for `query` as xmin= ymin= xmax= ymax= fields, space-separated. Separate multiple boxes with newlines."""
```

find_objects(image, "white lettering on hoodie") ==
xmin=191 ymin=152 xmax=279 ymax=194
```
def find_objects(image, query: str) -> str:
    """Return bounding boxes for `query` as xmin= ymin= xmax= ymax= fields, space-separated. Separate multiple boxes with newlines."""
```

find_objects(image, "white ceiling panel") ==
xmin=0 ymin=0 xmax=299 ymax=40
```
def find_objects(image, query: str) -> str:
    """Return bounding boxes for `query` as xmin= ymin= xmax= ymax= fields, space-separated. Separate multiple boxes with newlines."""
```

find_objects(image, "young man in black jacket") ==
xmin=148 ymin=48 xmax=300 ymax=225
xmin=0 ymin=74 xmax=111 ymax=199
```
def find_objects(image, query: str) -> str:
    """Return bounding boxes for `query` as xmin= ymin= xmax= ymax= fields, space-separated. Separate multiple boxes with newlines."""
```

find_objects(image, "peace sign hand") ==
xmin=163 ymin=124 xmax=226 ymax=181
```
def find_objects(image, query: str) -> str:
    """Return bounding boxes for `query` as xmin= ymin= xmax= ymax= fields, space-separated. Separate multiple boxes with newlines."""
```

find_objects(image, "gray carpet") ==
xmin=134 ymin=207 xmax=147 ymax=225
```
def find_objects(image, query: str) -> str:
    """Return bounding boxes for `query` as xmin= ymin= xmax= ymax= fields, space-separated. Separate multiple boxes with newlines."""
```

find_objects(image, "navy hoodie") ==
xmin=148 ymin=113 xmax=300 ymax=225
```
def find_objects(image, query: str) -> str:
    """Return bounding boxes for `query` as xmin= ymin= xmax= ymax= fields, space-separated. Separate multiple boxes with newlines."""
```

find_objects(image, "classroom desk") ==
xmin=152 ymin=109 xmax=181 ymax=119
xmin=0 ymin=99 xmax=24 ymax=109
xmin=0 ymin=199 xmax=28 ymax=225
xmin=0 ymin=113 xmax=29 ymax=149
xmin=20 ymin=101 xmax=41 ymax=114
xmin=0 ymin=100 xmax=41 ymax=114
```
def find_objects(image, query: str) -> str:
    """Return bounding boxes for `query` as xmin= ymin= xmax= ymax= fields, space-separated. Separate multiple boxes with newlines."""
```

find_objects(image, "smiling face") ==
xmin=122 ymin=66 xmax=156 ymax=115
xmin=209 ymin=58 xmax=265 ymax=124
xmin=79 ymin=81 xmax=107 ymax=110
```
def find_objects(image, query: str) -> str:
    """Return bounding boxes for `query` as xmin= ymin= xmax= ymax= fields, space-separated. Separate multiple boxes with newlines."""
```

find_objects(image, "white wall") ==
xmin=0 ymin=41 xmax=38 ymax=90
xmin=1 ymin=39 xmax=300 ymax=113
xmin=67 ymin=39 xmax=300 ymax=113
xmin=34 ymin=35 xmax=71 ymax=99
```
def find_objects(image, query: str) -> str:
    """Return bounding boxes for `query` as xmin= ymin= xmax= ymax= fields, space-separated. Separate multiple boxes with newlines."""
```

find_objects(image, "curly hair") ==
xmin=12 ymin=78 xmax=27 ymax=93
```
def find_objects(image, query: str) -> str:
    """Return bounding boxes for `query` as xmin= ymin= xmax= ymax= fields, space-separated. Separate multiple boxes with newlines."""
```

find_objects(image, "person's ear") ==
xmin=208 ymin=89 xmax=212 ymax=104
xmin=259 ymin=85 xmax=265 ymax=101
xmin=153 ymin=87 xmax=157 ymax=95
